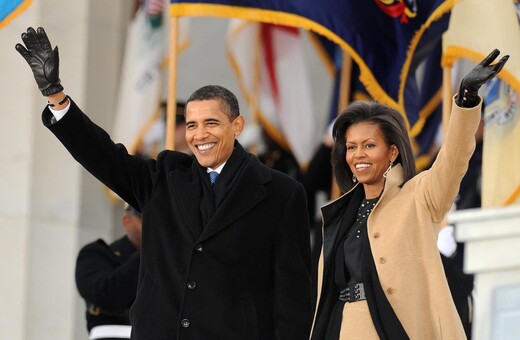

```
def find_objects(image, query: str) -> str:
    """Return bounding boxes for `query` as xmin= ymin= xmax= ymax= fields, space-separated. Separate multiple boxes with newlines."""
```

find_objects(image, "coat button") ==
xmin=195 ymin=244 xmax=204 ymax=252
xmin=181 ymin=318 xmax=190 ymax=328
xmin=373 ymin=232 xmax=381 ymax=239
xmin=386 ymin=287 xmax=394 ymax=294
xmin=379 ymin=257 xmax=386 ymax=264
xmin=187 ymin=281 xmax=196 ymax=290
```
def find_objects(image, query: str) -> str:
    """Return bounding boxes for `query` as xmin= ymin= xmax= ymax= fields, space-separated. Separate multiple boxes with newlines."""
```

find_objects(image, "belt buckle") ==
xmin=88 ymin=304 xmax=101 ymax=316
xmin=339 ymin=287 xmax=351 ymax=302
xmin=354 ymin=283 xmax=366 ymax=301
xmin=339 ymin=283 xmax=365 ymax=303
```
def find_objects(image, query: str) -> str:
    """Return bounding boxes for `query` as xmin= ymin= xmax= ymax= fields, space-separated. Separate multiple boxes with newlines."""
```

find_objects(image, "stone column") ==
xmin=0 ymin=1 xmax=130 ymax=339
xmin=449 ymin=205 xmax=520 ymax=340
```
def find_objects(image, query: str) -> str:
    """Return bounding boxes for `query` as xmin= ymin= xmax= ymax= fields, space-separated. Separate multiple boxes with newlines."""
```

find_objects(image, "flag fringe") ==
xmin=442 ymin=46 xmax=520 ymax=97
xmin=170 ymin=3 xmax=449 ymax=133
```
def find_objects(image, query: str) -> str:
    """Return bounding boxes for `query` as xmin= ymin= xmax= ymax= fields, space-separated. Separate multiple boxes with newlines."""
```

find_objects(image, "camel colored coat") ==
xmin=313 ymin=99 xmax=480 ymax=339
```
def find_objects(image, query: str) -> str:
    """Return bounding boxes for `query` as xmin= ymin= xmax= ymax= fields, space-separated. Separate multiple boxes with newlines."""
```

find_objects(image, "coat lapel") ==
xmin=321 ymin=185 xmax=363 ymax=265
xmin=198 ymin=159 xmax=269 ymax=242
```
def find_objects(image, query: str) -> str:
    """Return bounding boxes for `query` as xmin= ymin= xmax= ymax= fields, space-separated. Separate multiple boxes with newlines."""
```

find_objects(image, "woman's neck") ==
xmin=363 ymin=183 xmax=384 ymax=199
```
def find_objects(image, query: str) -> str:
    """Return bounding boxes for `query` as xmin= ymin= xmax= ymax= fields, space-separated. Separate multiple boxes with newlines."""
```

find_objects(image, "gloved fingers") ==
xmin=15 ymin=43 xmax=31 ymax=61
xmin=36 ymin=27 xmax=52 ymax=54
xmin=51 ymin=46 xmax=60 ymax=61
xmin=21 ymin=27 xmax=38 ymax=51
xmin=492 ymin=55 xmax=509 ymax=74
xmin=480 ymin=49 xmax=500 ymax=67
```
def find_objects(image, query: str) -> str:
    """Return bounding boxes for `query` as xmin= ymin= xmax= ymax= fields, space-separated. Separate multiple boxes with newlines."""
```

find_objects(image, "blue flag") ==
xmin=170 ymin=0 xmax=453 ymax=131
xmin=0 ymin=0 xmax=31 ymax=28
xmin=407 ymin=42 xmax=444 ymax=170
xmin=324 ymin=39 xmax=442 ymax=171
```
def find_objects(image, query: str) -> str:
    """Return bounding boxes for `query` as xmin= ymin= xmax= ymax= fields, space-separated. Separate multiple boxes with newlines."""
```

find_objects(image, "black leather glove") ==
xmin=456 ymin=49 xmax=509 ymax=108
xmin=15 ymin=27 xmax=63 ymax=96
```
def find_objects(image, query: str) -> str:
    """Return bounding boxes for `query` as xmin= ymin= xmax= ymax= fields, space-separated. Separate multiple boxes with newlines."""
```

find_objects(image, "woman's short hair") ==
xmin=331 ymin=101 xmax=416 ymax=193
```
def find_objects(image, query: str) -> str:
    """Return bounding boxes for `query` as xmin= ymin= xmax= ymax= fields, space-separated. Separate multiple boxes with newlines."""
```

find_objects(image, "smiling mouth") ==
xmin=197 ymin=143 xmax=216 ymax=151
xmin=355 ymin=163 xmax=371 ymax=171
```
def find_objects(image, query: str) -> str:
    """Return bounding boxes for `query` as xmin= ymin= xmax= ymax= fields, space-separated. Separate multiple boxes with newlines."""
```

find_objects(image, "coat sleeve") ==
xmin=75 ymin=240 xmax=140 ymax=310
xmin=42 ymin=99 xmax=163 ymax=211
xmin=417 ymin=96 xmax=482 ymax=223
xmin=273 ymin=182 xmax=313 ymax=339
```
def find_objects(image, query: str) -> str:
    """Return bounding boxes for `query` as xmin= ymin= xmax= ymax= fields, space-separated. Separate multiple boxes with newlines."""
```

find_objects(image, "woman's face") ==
xmin=345 ymin=122 xmax=398 ymax=195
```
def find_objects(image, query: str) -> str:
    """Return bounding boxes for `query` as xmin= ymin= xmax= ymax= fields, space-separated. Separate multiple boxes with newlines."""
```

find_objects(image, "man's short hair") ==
xmin=186 ymin=85 xmax=240 ymax=121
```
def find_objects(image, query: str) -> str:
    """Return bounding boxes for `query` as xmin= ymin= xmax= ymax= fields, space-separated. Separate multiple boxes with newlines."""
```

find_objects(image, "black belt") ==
xmin=339 ymin=283 xmax=366 ymax=303
xmin=87 ymin=303 xmax=129 ymax=319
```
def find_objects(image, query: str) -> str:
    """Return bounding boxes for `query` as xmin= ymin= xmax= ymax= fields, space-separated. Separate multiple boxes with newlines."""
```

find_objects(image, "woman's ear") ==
xmin=390 ymin=144 xmax=399 ymax=163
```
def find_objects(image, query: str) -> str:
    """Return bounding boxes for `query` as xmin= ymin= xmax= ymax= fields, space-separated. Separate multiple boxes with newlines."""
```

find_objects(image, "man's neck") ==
xmin=207 ymin=163 xmax=226 ymax=174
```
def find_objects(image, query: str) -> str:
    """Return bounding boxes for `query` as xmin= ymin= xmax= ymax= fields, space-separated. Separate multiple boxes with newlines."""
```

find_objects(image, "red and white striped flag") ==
xmin=227 ymin=19 xmax=320 ymax=166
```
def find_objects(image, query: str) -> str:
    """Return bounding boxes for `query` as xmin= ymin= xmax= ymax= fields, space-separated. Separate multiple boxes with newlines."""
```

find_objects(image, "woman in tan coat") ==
xmin=310 ymin=50 xmax=508 ymax=340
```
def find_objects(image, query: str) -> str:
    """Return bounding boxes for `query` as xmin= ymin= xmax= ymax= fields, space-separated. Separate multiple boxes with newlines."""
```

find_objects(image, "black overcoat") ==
xmin=43 ymin=100 xmax=313 ymax=340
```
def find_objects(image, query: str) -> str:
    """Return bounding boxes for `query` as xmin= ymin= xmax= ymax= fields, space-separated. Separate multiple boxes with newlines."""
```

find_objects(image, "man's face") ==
xmin=185 ymin=99 xmax=244 ymax=169
xmin=122 ymin=212 xmax=142 ymax=249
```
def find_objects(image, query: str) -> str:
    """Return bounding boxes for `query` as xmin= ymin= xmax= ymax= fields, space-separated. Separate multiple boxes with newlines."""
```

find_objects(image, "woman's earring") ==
xmin=383 ymin=161 xmax=393 ymax=178
xmin=352 ymin=174 xmax=357 ymax=183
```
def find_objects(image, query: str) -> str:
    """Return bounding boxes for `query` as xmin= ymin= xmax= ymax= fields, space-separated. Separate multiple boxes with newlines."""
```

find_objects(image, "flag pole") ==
xmin=166 ymin=16 xmax=179 ymax=150
xmin=337 ymin=54 xmax=353 ymax=115
xmin=442 ymin=66 xmax=452 ymax=139
xmin=331 ymin=53 xmax=353 ymax=199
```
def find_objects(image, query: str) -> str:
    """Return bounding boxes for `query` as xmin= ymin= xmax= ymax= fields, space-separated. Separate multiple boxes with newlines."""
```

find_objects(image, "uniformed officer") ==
xmin=75 ymin=204 xmax=142 ymax=340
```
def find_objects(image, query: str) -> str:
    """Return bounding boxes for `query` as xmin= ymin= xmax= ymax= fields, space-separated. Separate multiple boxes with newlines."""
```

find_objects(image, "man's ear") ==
xmin=121 ymin=215 xmax=131 ymax=232
xmin=233 ymin=116 xmax=245 ymax=137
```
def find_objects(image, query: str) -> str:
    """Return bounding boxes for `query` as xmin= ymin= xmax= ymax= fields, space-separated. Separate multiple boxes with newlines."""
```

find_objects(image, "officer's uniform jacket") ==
xmin=75 ymin=236 xmax=139 ymax=332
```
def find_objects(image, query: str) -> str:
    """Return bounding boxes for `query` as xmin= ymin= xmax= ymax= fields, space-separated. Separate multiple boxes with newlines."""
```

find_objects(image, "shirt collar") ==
xmin=207 ymin=162 xmax=226 ymax=174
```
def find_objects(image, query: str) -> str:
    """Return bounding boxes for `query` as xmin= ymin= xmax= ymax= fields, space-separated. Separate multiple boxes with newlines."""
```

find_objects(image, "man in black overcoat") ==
xmin=16 ymin=27 xmax=313 ymax=340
